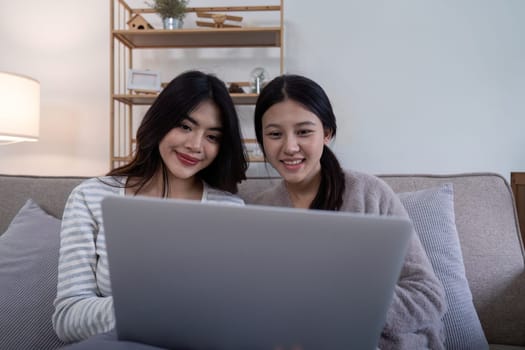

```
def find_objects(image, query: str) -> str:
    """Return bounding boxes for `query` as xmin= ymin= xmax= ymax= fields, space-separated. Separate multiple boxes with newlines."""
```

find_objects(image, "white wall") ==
xmin=1 ymin=0 xmax=524 ymax=179
xmin=0 ymin=0 xmax=110 ymax=176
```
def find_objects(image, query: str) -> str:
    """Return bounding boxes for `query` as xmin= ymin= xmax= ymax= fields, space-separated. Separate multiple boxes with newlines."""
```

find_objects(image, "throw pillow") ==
xmin=398 ymin=184 xmax=489 ymax=350
xmin=0 ymin=199 xmax=66 ymax=349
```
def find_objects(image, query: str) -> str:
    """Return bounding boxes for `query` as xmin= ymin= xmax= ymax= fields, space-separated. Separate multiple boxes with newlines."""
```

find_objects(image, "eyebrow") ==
xmin=264 ymin=121 xmax=317 ymax=129
xmin=184 ymin=115 xmax=223 ymax=132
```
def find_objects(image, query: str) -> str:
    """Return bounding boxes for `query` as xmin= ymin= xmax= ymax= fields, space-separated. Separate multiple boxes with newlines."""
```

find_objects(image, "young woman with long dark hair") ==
xmin=53 ymin=70 xmax=247 ymax=345
xmin=250 ymin=74 xmax=446 ymax=349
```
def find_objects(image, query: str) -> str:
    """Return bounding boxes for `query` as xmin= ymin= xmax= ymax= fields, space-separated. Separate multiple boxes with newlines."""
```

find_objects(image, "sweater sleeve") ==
xmin=52 ymin=183 xmax=115 ymax=342
xmin=376 ymin=184 xmax=447 ymax=350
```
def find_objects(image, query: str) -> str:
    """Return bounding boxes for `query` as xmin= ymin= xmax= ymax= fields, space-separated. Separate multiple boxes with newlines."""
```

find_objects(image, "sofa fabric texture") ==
xmin=0 ymin=173 xmax=524 ymax=349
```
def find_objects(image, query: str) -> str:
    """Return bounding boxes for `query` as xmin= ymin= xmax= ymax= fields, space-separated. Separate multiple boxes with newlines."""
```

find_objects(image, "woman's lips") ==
xmin=281 ymin=158 xmax=304 ymax=170
xmin=176 ymin=152 xmax=200 ymax=166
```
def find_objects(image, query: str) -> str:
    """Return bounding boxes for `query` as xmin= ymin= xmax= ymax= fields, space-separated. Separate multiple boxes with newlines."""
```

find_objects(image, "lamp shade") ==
xmin=0 ymin=72 xmax=40 ymax=143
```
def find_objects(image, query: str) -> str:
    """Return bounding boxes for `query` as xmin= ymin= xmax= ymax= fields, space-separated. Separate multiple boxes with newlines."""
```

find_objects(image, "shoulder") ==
xmin=341 ymin=169 xmax=404 ymax=215
xmin=73 ymin=176 xmax=124 ymax=192
xmin=67 ymin=176 xmax=125 ymax=203
xmin=62 ymin=177 xmax=125 ymax=222
xmin=343 ymin=169 xmax=394 ymax=194
xmin=204 ymin=184 xmax=245 ymax=206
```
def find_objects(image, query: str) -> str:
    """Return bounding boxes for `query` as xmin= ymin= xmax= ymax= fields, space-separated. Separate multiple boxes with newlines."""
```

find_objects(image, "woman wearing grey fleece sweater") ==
xmin=250 ymin=74 xmax=447 ymax=349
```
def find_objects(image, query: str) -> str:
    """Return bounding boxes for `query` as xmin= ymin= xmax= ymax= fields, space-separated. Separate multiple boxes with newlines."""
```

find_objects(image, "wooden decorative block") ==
xmin=196 ymin=12 xmax=243 ymax=28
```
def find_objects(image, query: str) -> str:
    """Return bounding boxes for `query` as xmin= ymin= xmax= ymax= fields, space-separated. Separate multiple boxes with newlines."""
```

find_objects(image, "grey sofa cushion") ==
xmin=399 ymin=184 xmax=488 ymax=350
xmin=0 ymin=199 xmax=65 ymax=349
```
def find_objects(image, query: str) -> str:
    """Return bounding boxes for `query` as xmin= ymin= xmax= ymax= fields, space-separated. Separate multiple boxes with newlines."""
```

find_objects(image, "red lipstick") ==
xmin=177 ymin=152 xmax=199 ymax=166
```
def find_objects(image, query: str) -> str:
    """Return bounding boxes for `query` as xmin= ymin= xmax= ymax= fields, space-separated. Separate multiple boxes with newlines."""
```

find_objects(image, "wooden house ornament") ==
xmin=127 ymin=14 xmax=153 ymax=30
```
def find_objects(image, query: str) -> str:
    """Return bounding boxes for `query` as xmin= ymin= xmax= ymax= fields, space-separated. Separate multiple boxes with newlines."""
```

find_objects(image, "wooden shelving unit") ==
xmin=113 ymin=93 xmax=259 ymax=106
xmin=511 ymin=172 xmax=525 ymax=244
xmin=113 ymin=27 xmax=281 ymax=48
xmin=110 ymin=0 xmax=284 ymax=169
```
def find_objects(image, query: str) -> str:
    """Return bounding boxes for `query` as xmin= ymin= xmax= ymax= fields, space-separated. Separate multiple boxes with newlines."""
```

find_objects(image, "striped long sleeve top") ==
xmin=52 ymin=176 xmax=244 ymax=343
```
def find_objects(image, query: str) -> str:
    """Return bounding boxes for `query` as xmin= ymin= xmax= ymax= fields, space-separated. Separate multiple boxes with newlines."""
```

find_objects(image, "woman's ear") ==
xmin=323 ymin=129 xmax=333 ymax=145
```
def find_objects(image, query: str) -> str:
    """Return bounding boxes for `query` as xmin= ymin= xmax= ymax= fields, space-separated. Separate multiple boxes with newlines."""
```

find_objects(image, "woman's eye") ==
xmin=265 ymin=131 xmax=281 ymax=138
xmin=179 ymin=124 xmax=191 ymax=131
xmin=207 ymin=134 xmax=221 ymax=143
xmin=298 ymin=129 xmax=313 ymax=136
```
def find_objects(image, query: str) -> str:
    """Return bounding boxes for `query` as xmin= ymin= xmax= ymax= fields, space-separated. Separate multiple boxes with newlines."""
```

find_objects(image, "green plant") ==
xmin=147 ymin=0 xmax=188 ymax=20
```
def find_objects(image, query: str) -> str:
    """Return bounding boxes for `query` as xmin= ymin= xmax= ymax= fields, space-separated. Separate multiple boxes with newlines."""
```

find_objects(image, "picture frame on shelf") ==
xmin=244 ymin=138 xmax=264 ymax=163
xmin=127 ymin=69 xmax=161 ymax=93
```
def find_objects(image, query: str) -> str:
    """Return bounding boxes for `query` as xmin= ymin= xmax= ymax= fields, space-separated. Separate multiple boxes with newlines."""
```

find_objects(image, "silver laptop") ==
xmin=101 ymin=195 xmax=412 ymax=350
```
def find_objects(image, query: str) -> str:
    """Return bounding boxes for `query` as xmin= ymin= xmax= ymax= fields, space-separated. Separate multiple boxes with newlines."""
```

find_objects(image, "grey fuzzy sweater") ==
xmin=248 ymin=170 xmax=446 ymax=350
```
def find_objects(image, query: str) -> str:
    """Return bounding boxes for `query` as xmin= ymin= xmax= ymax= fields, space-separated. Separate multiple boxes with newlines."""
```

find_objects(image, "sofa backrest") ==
xmin=0 ymin=174 xmax=86 ymax=233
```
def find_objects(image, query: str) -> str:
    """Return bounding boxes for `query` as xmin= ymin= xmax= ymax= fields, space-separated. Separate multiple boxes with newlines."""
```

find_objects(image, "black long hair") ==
xmin=254 ymin=74 xmax=345 ymax=210
xmin=108 ymin=70 xmax=247 ymax=194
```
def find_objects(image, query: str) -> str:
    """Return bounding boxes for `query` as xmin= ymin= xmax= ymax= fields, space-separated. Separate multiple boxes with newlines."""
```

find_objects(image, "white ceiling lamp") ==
xmin=0 ymin=71 xmax=40 ymax=144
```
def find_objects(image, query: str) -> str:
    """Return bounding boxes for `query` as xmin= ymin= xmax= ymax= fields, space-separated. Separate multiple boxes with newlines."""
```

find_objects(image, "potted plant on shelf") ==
xmin=147 ymin=0 xmax=188 ymax=29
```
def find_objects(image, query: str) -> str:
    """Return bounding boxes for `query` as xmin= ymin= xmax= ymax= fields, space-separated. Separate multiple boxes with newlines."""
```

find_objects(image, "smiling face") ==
xmin=159 ymin=99 xmax=223 ymax=183
xmin=261 ymin=99 xmax=332 ymax=186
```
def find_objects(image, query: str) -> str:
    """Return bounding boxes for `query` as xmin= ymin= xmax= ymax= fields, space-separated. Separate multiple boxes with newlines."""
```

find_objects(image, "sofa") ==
xmin=0 ymin=172 xmax=524 ymax=349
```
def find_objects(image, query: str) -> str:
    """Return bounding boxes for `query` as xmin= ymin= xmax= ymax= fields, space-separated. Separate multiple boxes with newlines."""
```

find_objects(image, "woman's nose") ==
xmin=283 ymin=135 xmax=300 ymax=154
xmin=185 ymin=133 xmax=203 ymax=152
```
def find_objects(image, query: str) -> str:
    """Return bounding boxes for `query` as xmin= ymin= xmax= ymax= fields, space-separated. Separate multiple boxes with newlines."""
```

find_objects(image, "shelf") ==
xmin=110 ymin=0 xmax=284 ymax=170
xmin=113 ymin=93 xmax=259 ymax=105
xmin=113 ymin=27 xmax=281 ymax=49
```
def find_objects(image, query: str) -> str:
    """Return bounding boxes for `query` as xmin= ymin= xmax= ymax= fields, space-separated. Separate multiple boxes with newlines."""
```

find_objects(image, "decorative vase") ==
xmin=250 ymin=67 xmax=269 ymax=94
xmin=163 ymin=17 xmax=183 ymax=29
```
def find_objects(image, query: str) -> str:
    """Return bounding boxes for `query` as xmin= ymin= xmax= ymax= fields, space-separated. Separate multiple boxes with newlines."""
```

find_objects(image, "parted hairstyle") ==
xmin=108 ymin=70 xmax=247 ymax=194
xmin=253 ymin=74 xmax=346 ymax=210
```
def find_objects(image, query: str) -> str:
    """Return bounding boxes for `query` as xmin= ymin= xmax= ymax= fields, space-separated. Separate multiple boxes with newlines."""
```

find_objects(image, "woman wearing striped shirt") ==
xmin=52 ymin=70 xmax=247 ymax=344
